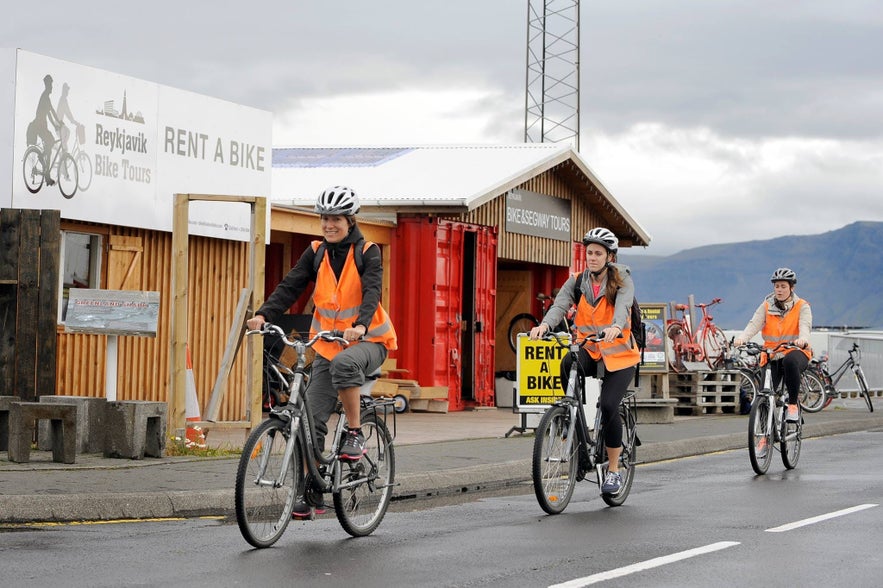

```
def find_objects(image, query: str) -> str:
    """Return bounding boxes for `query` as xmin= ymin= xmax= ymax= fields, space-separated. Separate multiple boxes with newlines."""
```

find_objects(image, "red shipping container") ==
xmin=390 ymin=217 xmax=497 ymax=411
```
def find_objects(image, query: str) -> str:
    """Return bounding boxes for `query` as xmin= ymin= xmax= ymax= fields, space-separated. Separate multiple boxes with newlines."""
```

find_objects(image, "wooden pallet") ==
xmin=670 ymin=370 xmax=740 ymax=415
xmin=409 ymin=398 xmax=450 ymax=413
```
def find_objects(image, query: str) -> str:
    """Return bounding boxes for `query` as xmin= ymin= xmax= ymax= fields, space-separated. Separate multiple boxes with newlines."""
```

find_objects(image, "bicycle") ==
xmin=507 ymin=290 xmax=574 ymax=353
xmin=740 ymin=342 xmax=806 ymax=474
xmin=666 ymin=297 xmax=729 ymax=372
xmin=803 ymin=342 xmax=873 ymax=413
xmin=22 ymin=131 xmax=79 ymax=199
xmin=724 ymin=344 xmax=763 ymax=415
xmin=532 ymin=332 xmax=639 ymax=514
xmin=235 ymin=324 xmax=396 ymax=548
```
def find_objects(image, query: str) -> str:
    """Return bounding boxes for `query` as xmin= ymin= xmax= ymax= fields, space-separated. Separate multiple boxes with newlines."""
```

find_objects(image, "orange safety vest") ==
xmin=309 ymin=240 xmax=397 ymax=360
xmin=761 ymin=298 xmax=811 ymax=361
xmin=572 ymin=279 xmax=640 ymax=371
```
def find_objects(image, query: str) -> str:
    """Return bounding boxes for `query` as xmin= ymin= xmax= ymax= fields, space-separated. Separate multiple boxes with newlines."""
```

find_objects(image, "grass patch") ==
xmin=165 ymin=434 xmax=241 ymax=458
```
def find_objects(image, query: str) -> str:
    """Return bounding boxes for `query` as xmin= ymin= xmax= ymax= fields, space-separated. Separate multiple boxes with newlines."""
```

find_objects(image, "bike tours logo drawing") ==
xmin=22 ymin=73 xmax=94 ymax=199
xmin=22 ymin=72 xmax=151 ymax=200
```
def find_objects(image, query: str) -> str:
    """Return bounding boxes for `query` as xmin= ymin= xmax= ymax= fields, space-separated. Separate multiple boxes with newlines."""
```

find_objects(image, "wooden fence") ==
xmin=0 ymin=208 xmax=60 ymax=400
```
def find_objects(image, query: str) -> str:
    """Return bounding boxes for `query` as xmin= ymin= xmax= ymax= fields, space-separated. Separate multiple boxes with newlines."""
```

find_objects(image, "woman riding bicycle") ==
xmin=734 ymin=267 xmax=812 ymax=423
xmin=528 ymin=227 xmax=641 ymax=495
xmin=246 ymin=185 xmax=397 ymax=475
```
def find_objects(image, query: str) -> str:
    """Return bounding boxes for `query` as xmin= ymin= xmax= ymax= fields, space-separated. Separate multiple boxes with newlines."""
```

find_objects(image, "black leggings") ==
xmin=559 ymin=348 xmax=635 ymax=449
xmin=770 ymin=351 xmax=809 ymax=405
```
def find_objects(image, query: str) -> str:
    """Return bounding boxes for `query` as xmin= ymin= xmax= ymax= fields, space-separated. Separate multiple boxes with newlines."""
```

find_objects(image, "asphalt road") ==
xmin=2 ymin=430 xmax=881 ymax=587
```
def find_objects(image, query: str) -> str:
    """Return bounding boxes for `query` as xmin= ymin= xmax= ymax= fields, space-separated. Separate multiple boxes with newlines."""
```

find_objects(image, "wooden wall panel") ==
xmin=55 ymin=225 xmax=252 ymax=422
xmin=442 ymin=164 xmax=590 ymax=267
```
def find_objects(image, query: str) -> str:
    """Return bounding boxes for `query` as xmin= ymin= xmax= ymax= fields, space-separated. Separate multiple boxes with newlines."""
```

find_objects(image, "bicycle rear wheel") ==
xmin=666 ymin=323 xmax=688 ymax=372
xmin=780 ymin=408 xmax=802 ymax=469
xmin=855 ymin=368 xmax=874 ymax=412
xmin=334 ymin=413 xmax=395 ymax=537
xmin=737 ymin=369 xmax=759 ymax=414
xmin=601 ymin=404 xmax=637 ymax=507
xmin=748 ymin=396 xmax=773 ymax=475
xmin=699 ymin=326 xmax=728 ymax=370
xmin=22 ymin=145 xmax=44 ymax=193
xmin=508 ymin=313 xmax=539 ymax=353
xmin=532 ymin=405 xmax=578 ymax=514
xmin=235 ymin=417 xmax=300 ymax=548
xmin=799 ymin=370 xmax=826 ymax=413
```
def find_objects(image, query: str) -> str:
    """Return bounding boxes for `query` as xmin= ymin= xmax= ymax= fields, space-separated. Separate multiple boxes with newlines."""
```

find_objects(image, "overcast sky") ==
xmin=4 ymin=0 xmax=882 ymax=255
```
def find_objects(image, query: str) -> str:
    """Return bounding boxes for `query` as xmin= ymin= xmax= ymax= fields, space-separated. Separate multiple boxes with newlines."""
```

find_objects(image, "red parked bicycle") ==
xmin=666 ymin=297 xmax=729 ymax=372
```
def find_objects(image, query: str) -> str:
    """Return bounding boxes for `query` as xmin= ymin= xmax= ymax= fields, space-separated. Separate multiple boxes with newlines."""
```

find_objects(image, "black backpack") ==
xmin=312 ymin=239 xmax=371 ymax=276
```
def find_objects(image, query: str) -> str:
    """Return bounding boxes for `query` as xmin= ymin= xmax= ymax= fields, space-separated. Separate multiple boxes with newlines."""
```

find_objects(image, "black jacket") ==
xmin=256 ymin=224 xmax=383 ymax=329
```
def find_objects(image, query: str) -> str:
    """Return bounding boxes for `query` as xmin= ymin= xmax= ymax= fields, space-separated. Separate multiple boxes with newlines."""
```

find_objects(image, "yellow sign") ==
xmin=516 ymin=334 xmax=568 ymax=410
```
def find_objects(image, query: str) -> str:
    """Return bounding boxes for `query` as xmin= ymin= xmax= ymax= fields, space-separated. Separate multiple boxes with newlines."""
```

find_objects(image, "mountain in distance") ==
xmin=618 ymin=221 xmax=883 ymax=330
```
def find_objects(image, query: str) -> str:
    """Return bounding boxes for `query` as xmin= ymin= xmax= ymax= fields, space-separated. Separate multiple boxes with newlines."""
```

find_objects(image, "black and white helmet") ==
xmin=770 ymin=267 xmax=797 ymax=285
xmin=315 ymin=185 xmax=360 ymax=216
xmin=582 ymin=227 xmax=619 ymax=252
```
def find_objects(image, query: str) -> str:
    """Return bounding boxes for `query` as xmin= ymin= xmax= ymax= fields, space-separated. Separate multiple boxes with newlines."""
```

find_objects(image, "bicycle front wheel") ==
xmin=699 ymin=326 xmax=728 ymax=370
xmin=235 ymin=417 xmax=300 ymax=548
xmin=855 ymin=367 xmax=874 ymax=412
xmin=57 ymin=152 xmax=78 ymax=198
xmin=780 ymin=408 xmax=802 ymax=470
xmin=508 ymin=313 xmax=539 ymax=353
xmin=601 ymin=404 xmax=637 ymax=507
xmin=22 ymin=145 xmax=44 ymax=193
xmin=76 ymin=151 xmax=93 ymax=191
xmin=532 ymin=405 xmax=578 ymax=514
xmin=748 ymin=396 xmax=773 ymax=475
xmin=334 ymin=413 xmax=395 ymax=537
xmin=799 ymin=370 xmax=826 ymax=413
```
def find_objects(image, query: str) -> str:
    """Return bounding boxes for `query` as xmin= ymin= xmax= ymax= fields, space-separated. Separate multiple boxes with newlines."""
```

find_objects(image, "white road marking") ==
xmin=548 ymin=541 xmax=740 ymax=588
xmin=766 ymin=503 xmax=878 ymax=533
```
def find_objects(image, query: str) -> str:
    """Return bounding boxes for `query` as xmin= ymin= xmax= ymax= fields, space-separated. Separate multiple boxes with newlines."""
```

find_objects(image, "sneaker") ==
xmin=755 ymin=437 xmax=768 ymax=458
xmin=292 ymin=497 xmax=327 ymax=519
xmin=786 ymin=404 xmax=799 ymax=423
xmin=339 ymin=428 xmax=367 ymax=461
xmin=601 ymin=471 xmax=623 ymax=494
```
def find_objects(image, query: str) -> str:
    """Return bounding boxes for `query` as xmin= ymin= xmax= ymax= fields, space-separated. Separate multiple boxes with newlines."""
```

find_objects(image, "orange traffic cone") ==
xmin=185 ymin=345 xmax=207 ymax=449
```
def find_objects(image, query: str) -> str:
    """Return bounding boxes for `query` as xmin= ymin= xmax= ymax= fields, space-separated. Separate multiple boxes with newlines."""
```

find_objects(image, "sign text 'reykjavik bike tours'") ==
xmin=505 ymin=188 xmax=571 ymax=242
xmin=1 ymin=49 xmax=271 ymax=242
xmin=516 ymin=334 xmax=568 ymax=412
xmin=64 ymin=289 xmax=159 ymax=337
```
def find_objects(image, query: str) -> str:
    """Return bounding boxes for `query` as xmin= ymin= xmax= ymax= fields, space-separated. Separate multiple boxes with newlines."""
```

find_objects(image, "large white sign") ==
xmin=3 ymin=50 xmax=271 ymax=241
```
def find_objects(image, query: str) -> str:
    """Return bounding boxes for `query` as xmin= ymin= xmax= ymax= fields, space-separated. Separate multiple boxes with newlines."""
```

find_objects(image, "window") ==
xmin=59 ymin=231 xmax=103 ymax=321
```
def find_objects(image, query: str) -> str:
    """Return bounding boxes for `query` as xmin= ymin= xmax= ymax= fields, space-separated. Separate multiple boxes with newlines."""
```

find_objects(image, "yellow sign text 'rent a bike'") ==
xmin=516 ymin=334 xmax=568 ymax=410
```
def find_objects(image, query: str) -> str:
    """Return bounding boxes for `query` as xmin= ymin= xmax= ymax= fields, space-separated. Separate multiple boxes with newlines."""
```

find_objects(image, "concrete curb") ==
xmin=1 ymin=417 xmax=879 ymax=524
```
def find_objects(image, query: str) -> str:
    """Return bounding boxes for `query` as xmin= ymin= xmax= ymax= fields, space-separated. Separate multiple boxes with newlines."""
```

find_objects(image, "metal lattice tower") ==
xmin=524 ymin=0 xmax=581 ymax=150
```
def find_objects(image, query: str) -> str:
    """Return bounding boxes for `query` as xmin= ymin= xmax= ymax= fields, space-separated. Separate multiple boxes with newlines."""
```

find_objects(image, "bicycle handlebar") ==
xmin=540 ymin=331 xmax=620 ymax=347
xmin=735 ymin=341 xmax=806 ymax=356
xmin=246 ymin=323 xmax=351 ymax=348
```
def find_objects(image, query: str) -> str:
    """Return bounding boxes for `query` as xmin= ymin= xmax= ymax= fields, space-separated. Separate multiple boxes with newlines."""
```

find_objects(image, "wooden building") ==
xmin=270 ymin=144 xmax=651 ymax=411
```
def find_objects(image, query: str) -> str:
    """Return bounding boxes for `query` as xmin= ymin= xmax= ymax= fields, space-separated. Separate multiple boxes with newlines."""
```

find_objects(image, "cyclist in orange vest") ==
xmin=247 ymin=186 xmax=397 ymax=480
xmin=529 ymin=227 xmax=641 ymax=495
xmin=734 ymin=267 xmax=812 ymax=423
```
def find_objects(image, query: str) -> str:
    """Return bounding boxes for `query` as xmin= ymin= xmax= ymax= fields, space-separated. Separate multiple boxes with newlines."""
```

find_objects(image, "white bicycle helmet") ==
xmin=315 ymin=186 xmax=360 ymax=216
xmin=770 ymin=267 xmax=797 ymax=285
xmin=582 ymin=227 xmax=619 ymax=252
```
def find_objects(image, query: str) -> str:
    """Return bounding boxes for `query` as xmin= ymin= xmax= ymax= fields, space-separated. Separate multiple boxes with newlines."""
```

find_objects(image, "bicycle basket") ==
xmin=76 ymin=123 xmax=86 ymax=145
